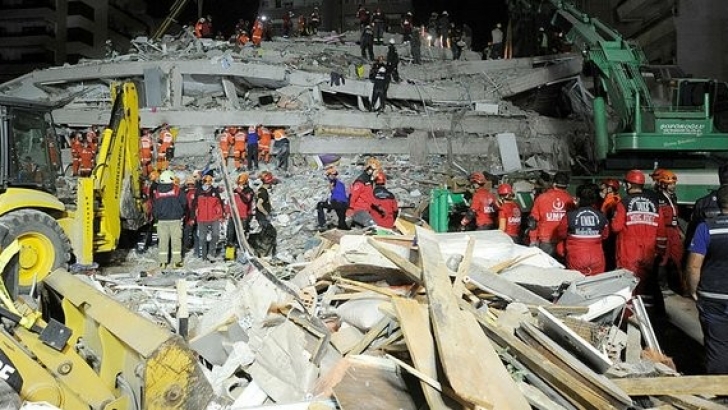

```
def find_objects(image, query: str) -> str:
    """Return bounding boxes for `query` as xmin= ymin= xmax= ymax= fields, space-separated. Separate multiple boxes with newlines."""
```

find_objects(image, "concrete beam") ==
xmin=221 ymin=78 xmax=240 ymax=110
xmin=495 ymin=58 xmax=583 ymax=97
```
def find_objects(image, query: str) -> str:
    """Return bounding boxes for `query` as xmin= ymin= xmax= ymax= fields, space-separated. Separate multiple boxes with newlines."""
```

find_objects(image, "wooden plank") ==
xmin=611 ymin=376 xmax=728 ymax=396
xmin=452 ymin=235 xmax=474 ymax=298
xmin=345 ymin=316 xmax=390 ymax=356
xmin=332 ymin=358 xmax=418 ymax=410
xmin=393 ymin=298 xmax=457 ymax=410
xmin=661 ymin=395 xmax=728 ymax=410
xmin=416 ymin=227 xmax=529 ymax=410
xmin=367 ymin=237 xmax=422 ymax=283
xmin=460 ymin=300 xmax=620 ymax=410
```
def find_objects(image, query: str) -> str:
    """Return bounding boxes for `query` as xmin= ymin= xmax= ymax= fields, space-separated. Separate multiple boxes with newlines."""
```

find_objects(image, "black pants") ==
xmin=247 ymin=143 xmax=258 ymax=170
xmin=371 ymin=86 xmax=386 ymax=111
xmin=698 ymin=297 xmax=728 ymax=374
xmin=226 ymin=217 xmax=250 ymax=245
xmin=317 ymin=200 xmax=349 ymax=229
xmin=361 ymin=44 xmax=374 ymax=60
xmin=277 ymin=147 xmax=289 ymax=171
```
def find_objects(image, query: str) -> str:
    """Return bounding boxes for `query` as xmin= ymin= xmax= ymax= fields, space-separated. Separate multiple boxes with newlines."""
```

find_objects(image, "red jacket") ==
xmin=349 ymin=178 xmax=373 ymax=213
xmin=193 ymin=187 xmax=224 ymax=223
xmin=498 ymin=201 xmax=521 ymax=238
xmin=529 ymin=188 xmax=575 ymax=243
xmin=470 ymin=188 xmax=498 ymax=227
xmin=611 ymin=190 xmax=665 ymax=278
xmin=231 ymin=186 xmax=255 ymax=219
xmin=371 ymin=186 xmax=398 ymax=228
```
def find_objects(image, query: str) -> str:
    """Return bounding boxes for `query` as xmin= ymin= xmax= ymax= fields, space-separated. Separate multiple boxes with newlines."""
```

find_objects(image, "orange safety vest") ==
xmin=233 ymin=131 xmax=247 ymax=150
xmin=71 ymin=137 xmax=83 ymax=159
xmin=238 ymin=33 xmax=249 ymax=45
xmin=219 ymin=131 xmax=232 ymax=149
xmin=158 ymin=130 xmax=174 ymax=157
xmin=258 ymin=127 xmax=272 ymax=151
xmin=140 ymin=134 xmax=153 ymax=161
xmin=79 ymin=146 xmax=95 ymax=170
xmin=252 ymin=21 xmax=263 ymax=45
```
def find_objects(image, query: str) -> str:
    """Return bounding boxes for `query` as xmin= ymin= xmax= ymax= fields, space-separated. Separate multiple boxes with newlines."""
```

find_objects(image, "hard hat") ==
xmin=237 ymin=173 xmax=249 ymax=185
xmin=185 ymin=176 xmax=196 ymax=185
xmin=655 ymin=169 xmax=677 ymax=185
xmin=469 ymin=172 xmax=486 ymax=185
xmin=389 ymin=38 xmax=396 ymax=44
xmin=159 ymin=170 xmax=175 ymax=184
xmin=497 ymin=183 xmax=513 ymax=196
xmin=601 ymin=178 xmax=620 ymax=192
xmin=650 ymin=168 xmax=666 ymax=182
xmin=496 ymin=23 xmax=502 ymax=28
xmin=325 ymin=166 xmax=338 ymax=176
xmin=442 ymin=11 xmax=448 ymax=15
xmin=274 ymin=129 xmax=286 ymax=140
xmin=625 ymin=169 xmax=646 ymax=185
xmin=406 ymin=11 xmax=412 ymax=16
xmin=365 ymin=157 xmax=381 ymax=170
xmin=539 ymin=27 xmax=545 ymax=31
xmin=199 ymin=17 xmax=206 ymax=23
xmin=149 ymin=171 xmax=160 ymax=181
xmin=260 ymin=171 xmax=274 ymax=184
xmin=202 ymin=175 xmax=214 ymax=184
xmin=375 ymin=172 xmax=387 ymax=185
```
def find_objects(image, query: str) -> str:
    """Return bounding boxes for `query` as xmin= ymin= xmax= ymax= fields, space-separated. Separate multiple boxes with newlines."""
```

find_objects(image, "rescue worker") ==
xmin=687 ymin=164 xmax=728 ymax=247
xmin=297 ymin=14 xmax=307 ymax=37
xmin=86 ymin=125 xmax=99 ymax=153
xmin=611 ymin=169 xmax=666 ymax=315
xmin=599 ymin=178 xmax=621 ymax=271
xmin=70 ymin=131 xmax=83 ymax=176
xmin=401 ymin=12 xmax=413 ymax=43
xmin=157 ymin=124 xmax=174 ymax=171
xmin=652 ymin=169 xmax=685 ymax=293
xmin=437 ymin=11 xmax=450 ymax=48
xmin=528 ymin=171 xmax=575 ymax=257
xmin=386 ymin=39 xmax=400 ymax=83
xmin=152 ymin=170 xmax=186 ymax=268
xmin=78 ymin=137 xmax=96 ymax=177
xmin=282 ymin=11 xmax=292 ymax=38
xmin=449 ymin=23 xmax=464 ymax=60
xmin=497 ymin=183 xmax=522 ymax=243
xmin=251 ymin=171 xmax=277 ymax=256
xmin=219 ymin=127 xmax=234 ymax=166
xmin=410 ymin=28 xmax=422 ymax=65
xmin=371 ymin=8 xmax=385 ymax=45
xmin=309 ymin=7 xmax=321 ymax=35
xmin=357 ymin=4 xmax=370 ymax=31
xmin=233 ymin=126 xmax=247 ymax=170
xmin=556 ymin=183 xmax=610 ymax=275
xmin=427 ymin=12 xmax=438 ymax=46
xmin=685 ymin=185 xmax=728 ymax=374
xmin=360 ymin=24 xmax=375 ymax=61
xmin=349 ymin=158 xmax=379 ymax=228
xmin=251 ymin=17 xmax=264 ymax=46
xmin=246 ymin=125 xmax=259 ymax=171
xmin=317 ymin=167 xmax=349 ymax=231
xmin=257 ymin=125 xmax=272 ymax=163
xmin=273 ymin=129 xmax=290 ymax=174
xmin=237 ymin=30 xmax=250 ymax=46
xmin=194 ymin=18 xmax=205 ymax=38
xmin=370 ymin=172 xmax=398 ymax=229
xmin=460 ymin=172 xmax=498 ymax=231
xmin=491 ymin=23 xmax=504 ymax=59
xmin=192 ymin=175 xmax=224 ymax=262
xmin=228 ymin=172 xmax=255 ymax=244
xmin=140 ymin=128 xmax=154 ymax=177
xmin=183 ymin=176 xmax=197 ymax=254
xmin=370 ymin=66 xmax=390 ymax=112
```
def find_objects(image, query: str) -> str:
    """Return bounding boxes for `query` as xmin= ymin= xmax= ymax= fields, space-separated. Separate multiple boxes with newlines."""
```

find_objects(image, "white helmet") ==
xmin=389 ymin=38 xmax=396 ymax=44
xmin=159 ymin=170 xmax=175 ymax=184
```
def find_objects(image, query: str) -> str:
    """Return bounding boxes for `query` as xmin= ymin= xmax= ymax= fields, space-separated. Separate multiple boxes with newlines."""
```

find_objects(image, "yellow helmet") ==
xmin=365 ymin=157 xmax=381 ymax=171
xmin=202 ymin=175 xmax=214 ymax=184
xmin=237 ymin=173 xmax=249 ymax=185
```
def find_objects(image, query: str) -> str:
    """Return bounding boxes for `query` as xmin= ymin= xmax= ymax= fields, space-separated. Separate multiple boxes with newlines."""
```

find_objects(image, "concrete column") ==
xmin=92 ymin=0 xmax=109 ymax=53
xmin=170 ymin=66 xmax=183 ymax=108
xmin=408 ymin=131 xmax=429 ymax=165
xmin=55 ymin=0 xmax=68 ymax=65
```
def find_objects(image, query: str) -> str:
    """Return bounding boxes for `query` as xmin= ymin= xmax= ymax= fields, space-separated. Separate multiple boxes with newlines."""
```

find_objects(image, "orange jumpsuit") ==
xmin=257 ymin=126 xmax=272 ymax=163
xmin=71 ymin=135 xmax=83 ymax=176
xmin=219 ymin=130 xmax=233 ymax=164
xmin=238 ymin=32 xmax=249 ymax=45
xmin=252 ymin=20 xmax=263 ymax=46
xmin=79 ymin=144 xmax=95 ymax=177
xmin=233 ymin=130 xmax=247 ymax=169
xmin=86 ymin=129 xmax=98 ymax=153
xmin=157 ymin=128 xmax=174 ymax=170
xmin=140 ymin=132 xmax=154 ymax=176
xmin=46 ymin=136 xmax=60 ymax=170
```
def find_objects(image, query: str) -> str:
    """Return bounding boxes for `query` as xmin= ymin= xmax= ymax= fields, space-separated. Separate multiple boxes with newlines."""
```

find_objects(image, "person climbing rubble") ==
xmin=528 ymin=171 xmax=575 ymax=257
xmin=236 ymin=30 xmax=250 ymax=46
xmin=152 ymin=170 xmax=186 ymax=269
xmin=370 ymin=172 xmax=398 ymax=229
xmin=233 ymin=126 xmax=247 ymax=170
xmin=227 ymin=172 xmax=255 ymax=247
xmin=348 ymin=158 xmax=379 ymax=229
xmin=460 ymin=172 xmax=498 ymax=231
xmin=272 ymin=129 xmax=290 ymax=175
xmin=317 ymin=166 xmax=349 ymax=232
xmin=192 ymin=174 xmax=225 ymax=262
xmin=156 ymin=123 xmax=175 ymax=171
xmin=497 ymin=183 xmax=522 ymax=243
xmin=556 ymin=183 xmax=610 ymax=275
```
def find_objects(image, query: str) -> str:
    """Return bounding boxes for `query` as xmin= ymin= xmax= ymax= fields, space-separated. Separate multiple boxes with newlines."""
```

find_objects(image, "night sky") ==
xmin=148 ymin=0 xmax=508 ymax=52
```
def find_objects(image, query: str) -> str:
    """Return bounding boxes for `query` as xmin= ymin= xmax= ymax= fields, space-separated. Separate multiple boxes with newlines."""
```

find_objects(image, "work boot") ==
xmin=159 ymin=263 xmax=167 ymax=269
xmin=317 ymin=225 xmax=326 ymax=233
xmin=173 ymin=262 xmax=184 ymax=268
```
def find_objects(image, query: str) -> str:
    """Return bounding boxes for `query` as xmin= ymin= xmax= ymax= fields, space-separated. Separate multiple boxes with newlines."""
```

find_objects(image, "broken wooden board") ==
xmin=611 ymin=375 xmax=728 ymax=396
xmin=416 ymin=227 xmax=530 ymax=410
xmin=660 ymin=394 xmax=728 ymax=410
xmin=393 ymin=298 xmax=458 ymax=410
xmin=332 ymin=356 xmax=418 ymax=410
xmin=465 ymin=263 xmax=551 ymax=306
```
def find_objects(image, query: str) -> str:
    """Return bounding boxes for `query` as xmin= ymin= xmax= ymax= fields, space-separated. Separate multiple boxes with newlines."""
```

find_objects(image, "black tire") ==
xmin=0 ymin=210 xmax=71 ymax=295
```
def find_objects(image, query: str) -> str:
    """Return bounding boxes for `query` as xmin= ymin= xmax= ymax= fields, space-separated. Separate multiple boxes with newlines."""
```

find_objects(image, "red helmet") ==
xmin=654 ymin=169 xmax=677 ymax=185
xmin=497 ymin=183 xmax=513 ymax=196
xmin=601 ymin=178 xmax=620 ymax=192
xmin=375 ymin=172 xmax=387 ymax=185
xmin=624 ymin=169 xmax=645 ymax=185
xmin=260 ymin=171 xmax=274 ymax=184
xmin=469 ymin=172 xmax=486 ymax=185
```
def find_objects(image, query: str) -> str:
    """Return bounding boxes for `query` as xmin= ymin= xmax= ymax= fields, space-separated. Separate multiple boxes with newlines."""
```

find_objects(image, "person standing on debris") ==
xmin=228 ymin=172 xmax=255 ymax=243
xmin=233 ymin=126 xmax=247 ymax=170
xmin=70 ymin=131 xmax=83 ymax=176
xmin=86 ymin=125 xmax=99 ymax=153
xmin=449 ymin=23 xmax=464 ymax=60
xmin=370 ymin=172 xmax=398 ymax=229
xmin=401 ymin=12 xmax=414 ymax=43
xmin=357 ymin=4 xmax=370 ymax=31
xmin=194 ymin=18 xmax=206 ymax=38
xmin=252 ymin=171 xmax=277 ymax=256
xmin=497 ymin=183 xmax=522 ymax=243
xmin=273 ymin=129 xmax=290 ymax=174
xmin=192 ymin=175 xmax=224 ymax=262
xmin=386 ymin=39 xmax=401 ymax=82
xmin=410 ymin=29 xmax=422 ymax=64
xmin=538 ymin=27 xmax=550 ymax=56
xmin=427 ymin=12 xmax=438 ymax=46
xmin=140 ymin=128 xmax=154 ymax=177
xmin=370 ymin=66 xmax=390 ymax=112
xmin=246 ymin=125 xmax=260 ymax=171
xmin=156 ymin=123 xmax=174 ymax=171
xmin=219 ymin=127 xmax=234 ymax=166
xmin=612 ymin=169 xmax=666 ymax=315
xmin=528 ymin=171 xmax=575 ymax=257
xmin=78 ymin=137 xmax=96 ymax=177
xmin=371 ymin=8 xmax=386 ymax=45
xmin=437 ymin=11 xmax=450 ymax=48
xmin=317 ymin=167 xmax=349 ymax=232
xmin=282 ymin=11 xmax=293 ymax=38
xmin=599 ymin=178 xmax=621 ymax=271
xmin=652 ymin=169 xmax=686 ymax=293
xmin=685 ymin=185 xmax=728 ymax=374
xmin=183 ymin=176 xmax=198 ymax=254
xmin=309 ymin=7 xmax=321 ymax=35
xmin=556 ymin=183 xmax=610 ymax=275
xmin=257 ymin=125 xmax=272 ymax=163
xmin=491 ymin=23 xmax=504 ymax=59
xmin=153 ymin=170 xmax=186 ymax=269
xmin=360 ymin=25 xmax=375 ymax=61
xmin=252 ymin=17 xmax=264 ymax=46
xmin=460 ymin=172 xmax=498 ymax=231
xmin=297 ymin=14 xmax=307 ymax=37
xmin=237 ymin=30 xmax=250 ymax=46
